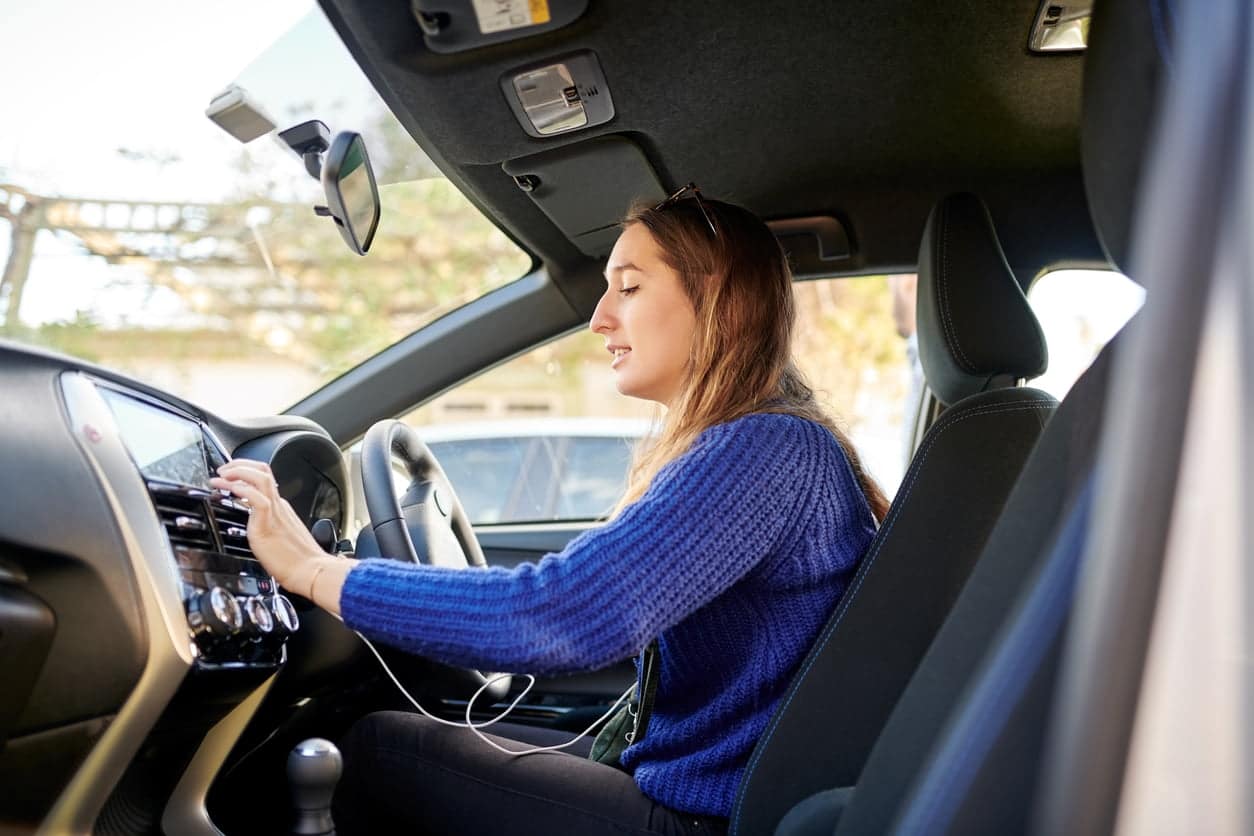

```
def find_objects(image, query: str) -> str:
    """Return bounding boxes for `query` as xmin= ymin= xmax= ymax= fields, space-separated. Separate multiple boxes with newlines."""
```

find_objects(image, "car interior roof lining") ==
xmin=317 ymin=0 xmax=1108 ymax=282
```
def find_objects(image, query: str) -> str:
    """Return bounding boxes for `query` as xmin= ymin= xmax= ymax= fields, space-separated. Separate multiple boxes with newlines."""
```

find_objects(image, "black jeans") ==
xmin=333 ymin=711 xmax=729 ymax=836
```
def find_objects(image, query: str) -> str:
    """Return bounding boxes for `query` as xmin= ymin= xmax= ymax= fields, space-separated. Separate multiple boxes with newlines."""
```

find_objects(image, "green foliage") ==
xmin=1 ymin=313 xmax=104 ymax=362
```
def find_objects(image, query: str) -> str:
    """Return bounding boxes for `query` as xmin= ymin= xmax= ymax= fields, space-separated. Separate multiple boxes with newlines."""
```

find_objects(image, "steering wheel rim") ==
xmin=360 ymin=419 xmax=487 ymax=568
xmin=359 ymin=419 xmax=508 ymax=700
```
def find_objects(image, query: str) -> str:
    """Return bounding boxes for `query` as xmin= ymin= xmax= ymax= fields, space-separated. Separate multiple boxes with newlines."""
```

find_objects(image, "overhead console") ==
xmin=410 ymin=0 xmax=588 ymax=54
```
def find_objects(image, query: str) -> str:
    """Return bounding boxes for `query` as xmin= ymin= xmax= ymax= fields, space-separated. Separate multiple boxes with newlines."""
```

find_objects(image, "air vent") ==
xmin=151 ymin=489 xmax=215 ymax=552
xmin=210 ymin=498 xmax=254 ymax=559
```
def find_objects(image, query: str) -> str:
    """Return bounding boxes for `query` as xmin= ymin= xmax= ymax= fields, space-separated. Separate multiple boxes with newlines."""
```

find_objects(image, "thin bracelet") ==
xmin=306 ymin=559 xmax=330 ymax=601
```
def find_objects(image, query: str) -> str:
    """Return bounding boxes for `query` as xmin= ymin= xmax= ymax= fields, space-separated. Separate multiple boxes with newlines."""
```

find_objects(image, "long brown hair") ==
xmin=614 ymin=196 xmax=890 ymax=523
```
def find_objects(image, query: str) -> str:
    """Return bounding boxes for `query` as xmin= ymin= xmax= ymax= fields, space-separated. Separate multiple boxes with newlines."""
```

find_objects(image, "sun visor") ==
xmin=503 ymin=136 xmax=666 ymax=257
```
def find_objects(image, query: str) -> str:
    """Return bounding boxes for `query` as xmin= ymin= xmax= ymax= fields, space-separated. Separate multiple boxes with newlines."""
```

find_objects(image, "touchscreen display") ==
xmin=100 ymin=388 xmax=224 ymax=489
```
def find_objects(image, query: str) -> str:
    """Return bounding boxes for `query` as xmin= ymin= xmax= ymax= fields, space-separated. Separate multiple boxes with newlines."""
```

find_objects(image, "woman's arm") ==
xmin=211 ymin=414 xmax=862 ymax=675
xmin=337 ymin=414 xmax=853 ymax=674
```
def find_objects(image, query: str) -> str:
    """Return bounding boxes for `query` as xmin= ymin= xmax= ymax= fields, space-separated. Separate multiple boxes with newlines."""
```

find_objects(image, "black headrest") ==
xmin=917 ymin=193 xmax=1048 ymax=405
xmin=1082 ymin=0 xmax=1171 ymax=272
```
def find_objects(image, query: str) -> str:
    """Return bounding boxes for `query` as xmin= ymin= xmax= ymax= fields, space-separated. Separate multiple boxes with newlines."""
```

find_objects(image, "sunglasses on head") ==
xmin=654 ymin=182 xmax=718 ymax=239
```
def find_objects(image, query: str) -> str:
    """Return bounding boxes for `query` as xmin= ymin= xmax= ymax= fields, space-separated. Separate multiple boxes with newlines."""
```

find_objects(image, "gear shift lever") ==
xmin=288 ymin=738 xmax=343 ymax=835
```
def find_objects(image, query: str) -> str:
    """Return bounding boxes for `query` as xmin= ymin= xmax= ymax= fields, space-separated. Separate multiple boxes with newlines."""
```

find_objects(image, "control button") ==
xmin=258 ymin=578 xmax=273 ymax=594
xmin=245 ymin=596 xmax=275 ymax=634
xmin=272 ymin=595 xmax=300 ymax=635
xmin=189 ymin=585 xmax=243 ymax=637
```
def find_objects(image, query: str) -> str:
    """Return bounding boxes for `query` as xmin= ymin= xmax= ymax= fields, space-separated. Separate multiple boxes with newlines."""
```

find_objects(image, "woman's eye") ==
xmin=619 ymin=285 xmax=639 ymax=296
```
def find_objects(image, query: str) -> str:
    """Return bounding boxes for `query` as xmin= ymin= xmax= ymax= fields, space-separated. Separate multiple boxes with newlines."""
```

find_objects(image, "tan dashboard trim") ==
xmin=40 ymin=373 xmax=196 ymax=835
xmin=162 ymin=674 xmax=276 ymax=835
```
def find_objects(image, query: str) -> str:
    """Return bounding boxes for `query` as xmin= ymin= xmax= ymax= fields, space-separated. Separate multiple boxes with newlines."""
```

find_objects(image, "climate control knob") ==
xmin=272 ymin=594 xmax=300 ymax=636
xmin=189 ymin=586 xmax=243 ymax=637
xmin=244 ymin=596 xmax=275 ymax=635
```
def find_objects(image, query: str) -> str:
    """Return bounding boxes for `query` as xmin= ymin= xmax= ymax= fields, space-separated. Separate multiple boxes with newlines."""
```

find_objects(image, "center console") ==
xmin=98 ymin=385 xmax=299 ymax=669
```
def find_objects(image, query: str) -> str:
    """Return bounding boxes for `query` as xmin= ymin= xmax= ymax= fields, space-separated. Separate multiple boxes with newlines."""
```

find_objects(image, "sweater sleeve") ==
xmin=339 ymin=414 xmax=840 ymax=675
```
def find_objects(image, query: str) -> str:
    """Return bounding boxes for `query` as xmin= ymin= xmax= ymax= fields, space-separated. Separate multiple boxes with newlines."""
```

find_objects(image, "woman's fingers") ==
xmin=209 ymin=477 xmax=271 ymax=514
xmin=206 ymin=460 xmax=327 ymax=592
xmin=215 ymin=461 xmax=278 ymax=495
xmin=216 ymin=459 xmax=273 ymax=481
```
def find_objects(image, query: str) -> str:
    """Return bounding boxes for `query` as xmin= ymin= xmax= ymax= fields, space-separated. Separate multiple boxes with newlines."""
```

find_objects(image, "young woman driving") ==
xmin=211 ymin=187 xmax=887 ymax=836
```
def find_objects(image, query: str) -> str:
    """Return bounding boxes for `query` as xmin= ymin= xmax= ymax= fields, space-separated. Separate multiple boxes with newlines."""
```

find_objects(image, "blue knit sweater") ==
xmin=340 ymin=413 xmax=876 ymax=817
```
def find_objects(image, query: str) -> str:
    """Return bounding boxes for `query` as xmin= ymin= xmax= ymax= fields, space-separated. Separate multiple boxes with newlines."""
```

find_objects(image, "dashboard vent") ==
xmin=152 ymin=489 xmax=215 ymax=552
xmin=211 ymin=499 xmax=254 ymax=559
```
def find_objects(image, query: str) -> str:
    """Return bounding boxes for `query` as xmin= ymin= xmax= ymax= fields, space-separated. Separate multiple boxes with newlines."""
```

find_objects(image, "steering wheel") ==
xmin=360 ymin=419 xmax=486 ymax=568
xmin=359 ymin=419 xmax=509 ymax=699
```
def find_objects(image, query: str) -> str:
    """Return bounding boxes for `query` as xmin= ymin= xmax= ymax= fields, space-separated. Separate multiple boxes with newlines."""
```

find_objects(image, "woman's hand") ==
xmin=209 ymin=460 xmax=328 ymax=597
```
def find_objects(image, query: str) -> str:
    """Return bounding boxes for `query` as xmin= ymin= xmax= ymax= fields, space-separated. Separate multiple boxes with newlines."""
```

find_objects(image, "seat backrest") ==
xmin=730 ymin=193 xmax=1053 ymax=836
xmin=830 ymin=338 xmax=1115 ymax=835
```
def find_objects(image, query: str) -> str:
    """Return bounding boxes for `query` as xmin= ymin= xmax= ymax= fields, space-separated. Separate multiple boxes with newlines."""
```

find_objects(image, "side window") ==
xmin=791 ymin=276 xmax=919 ymax=498
xmin=1027 ymin=269 xmax=1144 ymax=399
xmin=557 ymin=436 xmax=637 ymax=519
xmin=398 ymin=275 xmax=917 ymax=526
xmin=426 ymin=438 xmax=533 ymax=524
xmin=401 ymin=329 xmax=655 ymax=526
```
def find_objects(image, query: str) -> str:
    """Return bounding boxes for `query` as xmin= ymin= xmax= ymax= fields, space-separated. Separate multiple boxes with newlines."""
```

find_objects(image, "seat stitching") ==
xmin=938 ymin=202 xmax=977 ymax=374
xmin=730 ymin=397 xmax=1056 ymax=834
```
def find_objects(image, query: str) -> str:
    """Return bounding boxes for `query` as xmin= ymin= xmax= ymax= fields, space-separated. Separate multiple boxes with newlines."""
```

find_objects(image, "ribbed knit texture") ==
xmin=341 ymin=413 xmax=876 ymax=817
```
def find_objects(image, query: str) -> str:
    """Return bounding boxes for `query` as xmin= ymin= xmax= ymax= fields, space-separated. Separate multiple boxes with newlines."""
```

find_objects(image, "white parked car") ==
xmin=347 ymin=418 xmax=653 ymax=529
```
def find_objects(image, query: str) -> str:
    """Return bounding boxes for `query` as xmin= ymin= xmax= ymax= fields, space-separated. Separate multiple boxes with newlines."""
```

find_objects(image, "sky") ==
xmin=0 ymin=0 xmax=313 ymax=202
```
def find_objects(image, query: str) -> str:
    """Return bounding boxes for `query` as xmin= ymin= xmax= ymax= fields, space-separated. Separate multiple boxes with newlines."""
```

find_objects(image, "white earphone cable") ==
xmin=354 ymin=630 xmax=636 ymax=757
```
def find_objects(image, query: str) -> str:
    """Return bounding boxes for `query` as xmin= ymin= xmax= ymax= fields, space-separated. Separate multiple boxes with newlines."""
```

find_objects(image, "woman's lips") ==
xmin=609 ymin=347 xmax=631 ymax=369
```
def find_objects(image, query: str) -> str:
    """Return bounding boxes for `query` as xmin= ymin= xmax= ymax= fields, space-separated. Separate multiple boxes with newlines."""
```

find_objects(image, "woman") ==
xmin=212 ymin=187 xmax=887 ymax=835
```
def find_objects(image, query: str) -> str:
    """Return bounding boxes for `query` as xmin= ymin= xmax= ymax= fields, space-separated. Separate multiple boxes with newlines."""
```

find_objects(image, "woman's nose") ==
xmin=590 ymin=291 xmax=615 ymax=333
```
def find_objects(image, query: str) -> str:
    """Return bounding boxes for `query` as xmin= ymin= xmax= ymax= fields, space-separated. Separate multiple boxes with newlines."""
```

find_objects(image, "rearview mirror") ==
xmin=321 ymin=132 xmax=380 ymax=255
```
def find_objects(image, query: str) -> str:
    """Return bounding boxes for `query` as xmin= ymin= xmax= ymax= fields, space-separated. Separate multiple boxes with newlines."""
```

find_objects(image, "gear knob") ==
xmin=288 ymin=738 xmax=343 ymax=835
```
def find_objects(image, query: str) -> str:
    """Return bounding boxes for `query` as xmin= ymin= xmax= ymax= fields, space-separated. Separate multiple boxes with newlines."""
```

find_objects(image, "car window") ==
xmin=1027 ymin=269 xmax=1144 ymax=399
xmin=557 ymin=437 xmax=637 ymax=519
xmin=400 ymin=274 xmax=916 ymax=525
xmin=792 ymin=275 xmax=919 ymax=499
xmin=426 ymin=438 xmax=532 ymax=524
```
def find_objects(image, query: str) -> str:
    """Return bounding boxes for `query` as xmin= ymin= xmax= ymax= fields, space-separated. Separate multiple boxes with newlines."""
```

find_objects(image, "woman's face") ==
xmin=591 ymin=223 xmax=698 ymax=407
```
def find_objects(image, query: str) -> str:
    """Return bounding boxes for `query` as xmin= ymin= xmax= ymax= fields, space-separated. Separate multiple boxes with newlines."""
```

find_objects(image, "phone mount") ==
xmin=278 ymin=120 xmax=331 ymax=181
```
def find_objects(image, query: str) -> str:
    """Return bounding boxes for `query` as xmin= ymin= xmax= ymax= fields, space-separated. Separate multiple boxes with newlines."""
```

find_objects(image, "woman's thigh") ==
xmin=333 ymin=711 xmax=722 ymax=836
xmin=486 ymin=719 xmax=595 ymax=757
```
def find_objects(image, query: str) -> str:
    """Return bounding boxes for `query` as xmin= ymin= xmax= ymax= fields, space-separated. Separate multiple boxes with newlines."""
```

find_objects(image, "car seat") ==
xmin=731 ymin=192 xmax=1056 ymax=836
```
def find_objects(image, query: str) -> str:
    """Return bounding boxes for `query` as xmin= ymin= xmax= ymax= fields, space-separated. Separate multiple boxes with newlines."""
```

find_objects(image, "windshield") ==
xmin=0 ymin=2 xmax=531 ymax=418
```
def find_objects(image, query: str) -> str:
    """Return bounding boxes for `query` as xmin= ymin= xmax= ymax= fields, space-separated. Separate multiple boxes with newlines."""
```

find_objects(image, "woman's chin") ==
xmin=614 ymin=377 xmax=649 ymax=401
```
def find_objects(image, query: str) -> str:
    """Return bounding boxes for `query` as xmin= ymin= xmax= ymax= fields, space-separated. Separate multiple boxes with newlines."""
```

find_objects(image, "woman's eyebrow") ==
xmin=604 ymin=262 xmax=643 ymax=282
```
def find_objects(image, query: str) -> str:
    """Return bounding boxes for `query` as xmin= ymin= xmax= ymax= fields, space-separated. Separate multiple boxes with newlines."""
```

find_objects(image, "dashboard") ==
xmin=0 ymin=340 xmax=350 ymax=833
